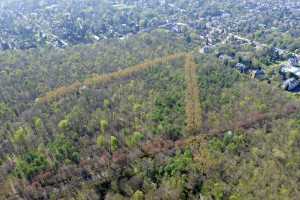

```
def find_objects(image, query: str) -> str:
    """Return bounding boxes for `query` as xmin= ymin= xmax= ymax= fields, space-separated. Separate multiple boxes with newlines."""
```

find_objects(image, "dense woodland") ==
xmin=0 ymin=31 xmax=300 ymax=199
xmin=1 ymin=0 xmax=300 ymax=200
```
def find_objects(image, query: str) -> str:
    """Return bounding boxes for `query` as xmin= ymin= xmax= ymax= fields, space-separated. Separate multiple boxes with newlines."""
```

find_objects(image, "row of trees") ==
xmin=38 ymin=52 xmax=204 ymax=137
xmin=184 ymin=54 xmax=202 ymax=134
xmin=38 ymin=52 xmax=186 ymax=104
xmin=0 ymin=30 xmax=193 ymax=125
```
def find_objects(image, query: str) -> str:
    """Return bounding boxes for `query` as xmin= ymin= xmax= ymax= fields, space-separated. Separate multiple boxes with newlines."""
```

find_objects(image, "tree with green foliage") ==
xmin=162 ymin=150 xmax=193 ymax=177
xmin=96 ymin=134 xmax=105 ymax=148
xmin=48 ymin=135 xmax=80 ymax=166
xmin=100 ymin=119 xmax=108 ymax=134
xmin=58 ymin=119 xmax=70 ymax=130
xmin=10 ymin=127 xmax=33 ymax=153
xmin=126 ymin=131 xmax=144 ymax=147
xmin=14 ymin=151 xmax=49 ymax=180
xmin=110 ymin=136 xmax=118 ymax=152
xmin=131 ymin=190 xmax=144 ymax=200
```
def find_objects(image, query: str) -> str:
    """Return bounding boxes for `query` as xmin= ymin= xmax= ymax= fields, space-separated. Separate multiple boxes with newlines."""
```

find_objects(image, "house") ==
xmin=288 ymin=56 xmax=299 ymax=66
xmin=281 ymin=78 xmax=300 ymax=91
xmin=0 ymin=41 xmax=10 ymax=50
xmin=172 ymin=23 xmax=188 ymax=33
xmin=274 ymin=48 xmax=285 ymax=57
xmin=202 ymin=45 xmax=212 ymax=54
xmin=280 ymin=65 xmax=300 ymax=78
xmin=250 ymin=69 xmax=265 ymax=80
xmin=218 ymin=54 xmax=234 ymax=61
xmin=235 ymin=63 xmax=249 ymax=73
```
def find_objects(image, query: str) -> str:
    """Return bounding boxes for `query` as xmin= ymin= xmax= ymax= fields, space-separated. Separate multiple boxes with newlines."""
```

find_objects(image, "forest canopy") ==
xmin=1 ymin=0 xmax=300 ymax=200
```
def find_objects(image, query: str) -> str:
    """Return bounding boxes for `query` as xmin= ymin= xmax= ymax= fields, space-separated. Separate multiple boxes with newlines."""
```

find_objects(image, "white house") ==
xmin=281 ymin=65 xmax=300 ymax=77
xmin=282 ymin=78 xmax=300 ymax=91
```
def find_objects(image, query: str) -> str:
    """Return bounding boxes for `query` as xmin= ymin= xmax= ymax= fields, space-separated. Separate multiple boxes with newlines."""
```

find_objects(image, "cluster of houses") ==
xmin=234 ymin=62 xmax=266 ymax=80
xmin=279 ymin=55 xmax=300 ymax=91
xmin=232 ymin=55 xmax=300 ymax=92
